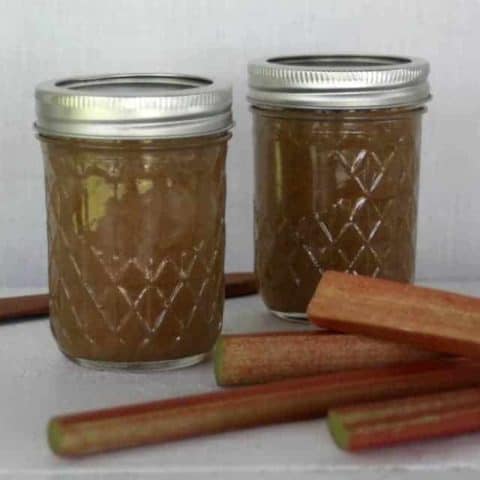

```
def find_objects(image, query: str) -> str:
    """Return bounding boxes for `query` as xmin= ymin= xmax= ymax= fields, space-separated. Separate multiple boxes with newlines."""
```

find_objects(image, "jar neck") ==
xmin=250 ymin=105 xmax=426 ymax=121
xmin=36 ymin=131 xmax=232 ymax=151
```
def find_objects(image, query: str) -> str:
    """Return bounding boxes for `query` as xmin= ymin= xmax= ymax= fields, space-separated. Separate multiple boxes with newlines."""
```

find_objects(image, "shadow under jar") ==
xmin=248 ymin=55 xmax=431 ymax=320
xmin=35 ymin=74 xmax=233 ymax=369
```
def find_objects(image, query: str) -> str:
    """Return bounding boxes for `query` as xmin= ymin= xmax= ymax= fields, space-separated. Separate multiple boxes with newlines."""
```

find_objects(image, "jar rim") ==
xmin=35 ymin=73 xmax=233 ymax=139
xmin=248 ymin=54 xmax=431 ymax=110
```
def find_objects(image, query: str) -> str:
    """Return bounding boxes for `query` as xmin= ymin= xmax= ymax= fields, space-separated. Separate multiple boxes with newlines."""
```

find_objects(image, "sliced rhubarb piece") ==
xmin=328 ymin=386 xmax=480 ymax=451
xmin=49 ymin=359 xmax=480 ymax=456
xmin=308 ymin=271 xmax=480 ymax=359
xmin=214 ymin=332 xmax=440 ymax=386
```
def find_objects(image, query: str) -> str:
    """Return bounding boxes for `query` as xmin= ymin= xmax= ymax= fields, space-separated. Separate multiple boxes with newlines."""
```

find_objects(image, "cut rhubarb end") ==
xmin=327 ymin=411 xmax=351 ymax=451
xmin=48 ymin=419 xmax=64 ymax=455
xmin=213 ymin=337 xmax=225 ymax=386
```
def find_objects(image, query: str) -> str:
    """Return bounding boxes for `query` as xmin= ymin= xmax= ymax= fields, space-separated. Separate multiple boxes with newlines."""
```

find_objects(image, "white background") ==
xmin=1 ymin=0 xmax=480 ymax=289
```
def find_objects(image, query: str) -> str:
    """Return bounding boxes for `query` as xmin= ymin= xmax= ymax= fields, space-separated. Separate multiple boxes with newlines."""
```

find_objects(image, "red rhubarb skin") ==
xmin=308 ymin=271 xmax=480 ymax=359
xmin=224 ymin=272 xmax=258 ymax=298
xmin=50 ymin=359 xmax=480 ymax=456
xmin=216 ymin=332 xmax=439 ymax=386
xmin=330 ymin=387 xmax=480 ymax=450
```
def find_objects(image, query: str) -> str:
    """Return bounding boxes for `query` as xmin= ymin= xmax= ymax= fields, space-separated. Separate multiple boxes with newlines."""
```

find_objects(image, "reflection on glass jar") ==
xmin=248 ymin=55 xmax=430 ymax=320
xmin=36 ymin=74 xmax=233 ymax=369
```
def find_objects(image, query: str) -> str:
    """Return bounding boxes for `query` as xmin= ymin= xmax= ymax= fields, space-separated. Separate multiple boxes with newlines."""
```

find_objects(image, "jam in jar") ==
xmin=36 ymin=74 xmax=233 ymax=369
xmin=248 ymin=55 xmax=430 ymax=320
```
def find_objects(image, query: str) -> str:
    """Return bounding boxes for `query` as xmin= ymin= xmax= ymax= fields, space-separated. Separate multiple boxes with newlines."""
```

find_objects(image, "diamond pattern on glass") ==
xmin=43 ymin=139 xmax=226 ymax=362
xmin=254 ymin=110 xmax=421 ymax=313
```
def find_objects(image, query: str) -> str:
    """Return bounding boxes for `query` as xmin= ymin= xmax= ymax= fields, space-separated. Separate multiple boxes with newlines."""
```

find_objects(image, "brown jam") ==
xmin=253 ymin=107 xmax=423 ymax=316
xmin=41 ymin=133 xmax=229 ymax=365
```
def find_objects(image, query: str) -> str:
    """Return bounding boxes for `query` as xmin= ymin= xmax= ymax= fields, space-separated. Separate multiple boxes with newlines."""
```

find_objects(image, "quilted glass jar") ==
xmin=35 ymin=74 xmax=233 ymax=369
xmin=248 ymin=55 xmax=430 ymax=320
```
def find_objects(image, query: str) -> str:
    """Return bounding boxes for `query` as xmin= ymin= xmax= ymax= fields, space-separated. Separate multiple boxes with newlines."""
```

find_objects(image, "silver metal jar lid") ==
xmin=35 ymin=73 xmax=233 ymax=139
xmin=248 ymin=55 xmax=431 ymax=110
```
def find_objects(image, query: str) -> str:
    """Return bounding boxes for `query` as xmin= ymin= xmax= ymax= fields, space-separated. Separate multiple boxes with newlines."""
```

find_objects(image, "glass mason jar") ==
xmin=35 ymin=74 xmax=233 ymax=369
xmin=248 ymin=55 xmax=430 ymax=320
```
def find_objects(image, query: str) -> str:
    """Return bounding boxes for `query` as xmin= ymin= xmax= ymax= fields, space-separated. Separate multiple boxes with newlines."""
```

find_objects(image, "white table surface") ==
xmin=2 ymin=281 xmax=480 ymax=480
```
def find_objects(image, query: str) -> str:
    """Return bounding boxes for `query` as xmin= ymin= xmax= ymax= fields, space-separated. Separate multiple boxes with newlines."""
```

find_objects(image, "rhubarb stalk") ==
xmin=0 ymin=294 xmax=49 ymax=321
xmin=49 ymin=359 xmax=480 ymax=456
xmin=215 ymin=332 xmax=440 ymax=386
xmin=308 ymin=271 xmax=480 ymax=359
xmin=328 ymin=387 xmax=480 ymax=451
xmin=224 ymin=272 xmax=258 ymax=298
